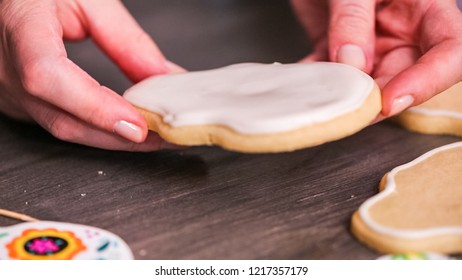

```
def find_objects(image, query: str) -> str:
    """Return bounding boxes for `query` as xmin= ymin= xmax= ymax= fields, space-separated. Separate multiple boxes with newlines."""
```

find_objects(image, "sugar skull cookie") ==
xmin=0 ymin=221 xmax=133 ymax=260
xmin=352 ymin=142 xmax=462 ymax=254
xmin=124 ymin=62 xmax=381 ymax=153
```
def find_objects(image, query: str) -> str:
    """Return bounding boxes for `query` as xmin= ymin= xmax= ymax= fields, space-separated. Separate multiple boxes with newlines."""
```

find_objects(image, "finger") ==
xmin=379 ymin=1 xmax=462 ymax=117
xmin=300 ymin=51 xmax=328 ymax=63
xmin=57 ymin=0 xmax=187 ymax=76
xmin=373 ymin=47 xmax=418 ymax=121
xmin=25 ymin=57 xmax=149 ymax=144
xmin=291 ymin=0 xmax=329 ymax=42
xmin=373 ymin=46 xmax=421 ymax=89
xmin=300 ymin=54 xmax=319 ymax=63
xmin=75 ymin=0 xmax=175 ymax=82
xmin=165 ymin=60 xmax=188 ymax=74
xmin=369 ymin=114 xmax=386 ymax=125
xmin=299 ymin=38 xmax=329 ymax=63
xmin=7 ymin=3 xmax=149 ymax=143
xmin=379 ymin=6 xmax=462 ymax=117
xmin=328 ymin=0 xmax=376 ymax=72
xmin=23 ymin=94 xmax=181 ymax=151
xmin=291 ymin=0 xmax=329 ymax=63
xmin=380 ymin=39 xmax=462 ymax=117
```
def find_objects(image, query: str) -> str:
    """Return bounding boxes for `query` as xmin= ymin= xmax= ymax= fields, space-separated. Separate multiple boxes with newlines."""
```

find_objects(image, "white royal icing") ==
xmin=408 ymin=107 xmax=462 ymax=119
xmin=124 ymin=62 xmax=375 ymax=134
xmin=359 ymin=141 xmax=462 ymax=239
xmin=406 ymin=82 xmax=462 ymax=119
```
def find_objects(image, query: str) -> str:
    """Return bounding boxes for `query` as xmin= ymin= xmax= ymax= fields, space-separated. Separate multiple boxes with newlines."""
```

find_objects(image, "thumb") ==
xmin=328 ymin=0 xmax=375 ymax=73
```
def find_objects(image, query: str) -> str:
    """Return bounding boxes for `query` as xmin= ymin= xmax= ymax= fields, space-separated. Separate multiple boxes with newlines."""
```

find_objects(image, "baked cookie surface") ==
xmin=124 ymin=62 xmax=381 ymax=153
xmin=352 ymin=142 xmax=462 ymax=254
xmin=395 ymin=82 xmax=462 ymax=136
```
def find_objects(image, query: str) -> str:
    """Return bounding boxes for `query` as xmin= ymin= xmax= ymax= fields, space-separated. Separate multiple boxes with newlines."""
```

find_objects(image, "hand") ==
xmin=292 ymin=0 xmax=462 ymax=118
xmin=0 ymin=0 xmax=183 ymax=151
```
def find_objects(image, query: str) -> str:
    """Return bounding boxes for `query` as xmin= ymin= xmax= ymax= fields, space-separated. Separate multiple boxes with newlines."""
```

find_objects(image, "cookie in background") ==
xmin=351 ymin=142 xmax=462 ymax=255
xmin=395 ymin=82 xmax=462 ymax=137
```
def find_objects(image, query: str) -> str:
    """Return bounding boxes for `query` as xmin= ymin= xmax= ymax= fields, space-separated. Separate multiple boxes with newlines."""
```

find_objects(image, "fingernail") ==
xmin=389 ymin=95 xmax=415 ymax=116
xmin=337 ymin=44 xmax=366 ymax=70
xmin=114 ymin=121 xmax=144 ymax=143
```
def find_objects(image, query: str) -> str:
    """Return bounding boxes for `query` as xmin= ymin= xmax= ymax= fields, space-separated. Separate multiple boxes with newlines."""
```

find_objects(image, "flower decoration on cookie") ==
xmin=6 ymin=228 xmax=86 ymax=260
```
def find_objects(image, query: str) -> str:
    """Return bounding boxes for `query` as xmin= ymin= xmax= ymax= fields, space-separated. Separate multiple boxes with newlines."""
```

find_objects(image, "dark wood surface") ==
xmin=0 ymin=0 xmax=460 ymax=259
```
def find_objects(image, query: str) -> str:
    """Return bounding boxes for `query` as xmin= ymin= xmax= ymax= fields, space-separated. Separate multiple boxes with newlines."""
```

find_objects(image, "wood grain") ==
xmin=0 ymin=0 xmax=460 ymax=259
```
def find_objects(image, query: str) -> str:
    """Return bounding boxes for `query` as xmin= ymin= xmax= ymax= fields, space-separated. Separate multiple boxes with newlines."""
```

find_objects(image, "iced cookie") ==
xmin=351 ymin=142 xmax=462 ymax=254
xmin=377 ymin=252 xmax=452 ymax=260
xmin=124 ymin=62 xmax=381 ymax=153
xmin=395 ymin=82 xmax=462 ymax=136
xmin=0 ymin=221 xmax=133 ymax=260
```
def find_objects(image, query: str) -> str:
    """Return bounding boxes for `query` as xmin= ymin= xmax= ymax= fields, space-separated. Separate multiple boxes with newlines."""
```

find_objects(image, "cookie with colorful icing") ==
xmin=395 ymin=82 xmax=462 ymax=136
xmin=351 ymin=142 xmax=462 ymax=254
xmin=0 ymin=221 xmax=133 ymax=260
xmin=377 ymin=252 xmax=452 ymax=260
xmin=124 ymin=62 xmax=381 ymax=153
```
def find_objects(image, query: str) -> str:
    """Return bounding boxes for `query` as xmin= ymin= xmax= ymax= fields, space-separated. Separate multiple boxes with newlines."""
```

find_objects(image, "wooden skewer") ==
xmin=0 ymin=209 xmax=39 ymax=222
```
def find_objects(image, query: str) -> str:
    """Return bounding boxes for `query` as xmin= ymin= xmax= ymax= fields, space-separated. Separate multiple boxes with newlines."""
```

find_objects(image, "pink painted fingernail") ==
xmin=337 ymin=44 xmax=366 ymax=70
xmin=389 ymin=95 xmax=415 ymax=116
xmin=114 ymin=121 xmax=143 ymax=143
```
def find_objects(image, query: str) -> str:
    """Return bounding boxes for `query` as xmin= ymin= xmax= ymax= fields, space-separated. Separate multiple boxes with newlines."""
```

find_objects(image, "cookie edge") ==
xmin=394 ymin=111 xmax=462 ymax=137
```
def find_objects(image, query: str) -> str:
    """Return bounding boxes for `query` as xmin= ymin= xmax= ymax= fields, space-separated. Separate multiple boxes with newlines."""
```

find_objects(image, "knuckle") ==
xmin=331 ymin=2 xmax=373 ymax=31
xmin=80 ymin=94 xmax=113 ymax=130
xmin=21 ymin=58 xmax=56 ymax=98
xmin=46 ymin=114 xmax=78 ymax=142
xmin=134 ymin=31 xmax=151 ymax=44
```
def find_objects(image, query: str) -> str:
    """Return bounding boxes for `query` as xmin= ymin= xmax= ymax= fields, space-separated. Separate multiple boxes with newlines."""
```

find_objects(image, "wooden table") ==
xmin=1 ymin=0 xmax=460 ymax=259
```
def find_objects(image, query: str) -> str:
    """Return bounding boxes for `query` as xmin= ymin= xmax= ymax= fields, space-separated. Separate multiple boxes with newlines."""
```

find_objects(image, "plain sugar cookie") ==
xmin=124 ymin=62 xmax=381 ymax=153
xmin=351 ymin=142 xmax=462 ymax=254
xmin=395 ymin=82 xmax=462 ymax=136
